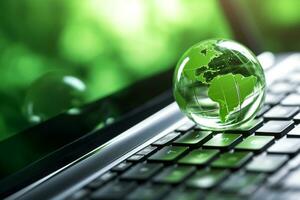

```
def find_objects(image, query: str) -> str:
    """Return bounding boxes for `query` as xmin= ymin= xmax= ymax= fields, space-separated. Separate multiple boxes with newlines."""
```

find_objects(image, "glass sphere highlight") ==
xmin=173 ymin=39 xmax=266 ymax=130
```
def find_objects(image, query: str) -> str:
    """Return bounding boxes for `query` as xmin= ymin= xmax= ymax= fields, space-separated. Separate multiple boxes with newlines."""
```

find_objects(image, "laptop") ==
xmin=1 ymin=0 xmax=300 ymax=199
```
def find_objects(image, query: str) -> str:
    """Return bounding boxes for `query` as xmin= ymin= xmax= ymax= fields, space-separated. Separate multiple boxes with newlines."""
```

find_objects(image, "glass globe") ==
xmin=173 ymin=39 xmax=266 ymax=131
xmin=24 ymin=71 xmax=86 ymax=123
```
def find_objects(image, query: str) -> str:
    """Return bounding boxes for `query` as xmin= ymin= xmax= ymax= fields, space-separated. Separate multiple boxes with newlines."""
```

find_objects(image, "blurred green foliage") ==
xmin=240 ymin=0 xmax=300 ymax=51
xmin=0 ymin=0 xmax=232 ymax=140
xmin=0 ymin=0 xmax=299 ymax=141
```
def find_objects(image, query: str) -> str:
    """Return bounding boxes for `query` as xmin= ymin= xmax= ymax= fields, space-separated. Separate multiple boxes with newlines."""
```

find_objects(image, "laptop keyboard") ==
xmin=66 ymin=66 xmax=300 ymax=200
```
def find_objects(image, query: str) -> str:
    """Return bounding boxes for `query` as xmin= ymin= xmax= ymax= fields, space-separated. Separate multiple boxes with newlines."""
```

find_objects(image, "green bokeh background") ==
xmin=0 ymin=0 xmax=299 ymax=141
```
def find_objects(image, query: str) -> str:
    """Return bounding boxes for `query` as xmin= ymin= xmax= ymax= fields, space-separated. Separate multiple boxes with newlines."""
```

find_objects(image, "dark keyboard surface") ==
xmin=66 ymin=64 xmax=300 ymax=200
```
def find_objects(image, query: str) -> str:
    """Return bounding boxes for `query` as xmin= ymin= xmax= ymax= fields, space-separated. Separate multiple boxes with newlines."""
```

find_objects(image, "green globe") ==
xmin=173 ymin=39 xmax=266 ymax=130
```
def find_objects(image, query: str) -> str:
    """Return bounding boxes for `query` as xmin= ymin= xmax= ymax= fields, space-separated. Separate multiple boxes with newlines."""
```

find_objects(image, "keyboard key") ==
xmin=127 ymin=184 xmax=170 ymax=200
xmin=203 ymin=133 xmax=242 ymax=150
xmin=164 ymin=188 xmax=204 ymax=200
xmin=288 ymin=125 xmax=300 ymax=137
xmin=137 ymin=146 xmax=157 ymax=156
xmin=211 ymin=152 xmax=253 ymax=169
xmin=235 ymin=135 xmax=274 ymax=152
xmin=186 ymin=169 xmax=229 ymax=189
xmin=280 ymin=168 xmax=300 ymax=189
xmin=267 ymin=138 xmax=300 ymax=154
xmin=263 ymin=105 xmax=299 ymax=120
xmin=288 ymin=154 xmax=300 ymax=170
xmin=256 ymin=105 xmax=271 ymax=118
xmin=178 ymin=149 xmax=219 ymax=166
xmin=220 ymin=172 xmax=266 ymax=195
xmin=153 ymin=166 xmax=195 ymax=184
xmin=66 ymin=188 xmax=90 ymax=200
xmin=91 ymin=181 xmax=136 ymax=200
xmin=231 ymin=118 xmax=263 ymax=135
xmin=152 ymin=132 xmax=181 ymax=146
xmin=292 ymin=68 xmax=300 ymax=73
xmin=282 ymin=168 xmax=300 ymax=190
xmin=111 ymin=162 xmax=132 ymax=172
xmin=246 ymin=154 xmax=288 ymax=173
xmin=265 ymin=93 xmax=285 ymax=105
xmin=267 ymin=164 xmax=290 ymax=188
xmin=173 ymin=130 xmax=212 ymax=146
xmin=269 ymin=82 xmax=294 ymax=94
xmin=255 ymin=120 xmax=294 ymax=138
xmin=281 ymin=94 xmax=300 ymax=106
xmin=127 ymin=154 xmax=145 ymax=162
xmin=206 ymin=193 xmax=243 ymax=200
xmin=121 ymin=163 xmax=163 ymax=181
xmin=148 ymin=146 xmax=188 ymax=162
xmin=293 ymin=113 xmax=300 ymax=123
xmin=87 ymin=172 xmax=117 ymax=189
xmin=288 ymin=72 xmax=300 ymax=84
xmin=176 ymin=121 xmax=195 ymax=132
